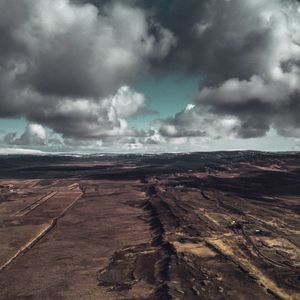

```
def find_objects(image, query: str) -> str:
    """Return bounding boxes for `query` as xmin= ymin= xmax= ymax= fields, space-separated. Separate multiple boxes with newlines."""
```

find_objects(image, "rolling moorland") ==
xmin=0 ymin=151 xmax=299 ymax=299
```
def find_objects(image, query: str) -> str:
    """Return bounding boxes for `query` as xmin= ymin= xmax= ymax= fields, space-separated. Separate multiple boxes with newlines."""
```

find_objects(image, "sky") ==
xmin=0 ymin=0 xmax=300 ymax=153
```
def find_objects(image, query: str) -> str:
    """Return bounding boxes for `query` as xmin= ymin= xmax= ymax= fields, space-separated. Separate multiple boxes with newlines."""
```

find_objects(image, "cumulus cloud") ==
xmin=0 ymin=0 xmax=175 ymax=138
xmin=30 ymin=86 xmax=147 ymax=139
xmin=157 ymin=0 xmax=300 ymax=140
xmin=1 ymin=0 xmax=300 ymax=150
xmin=4 ymin=124 xmax=47 ymax=145
xmin=157 ymin=104 xmax=239 ymax=139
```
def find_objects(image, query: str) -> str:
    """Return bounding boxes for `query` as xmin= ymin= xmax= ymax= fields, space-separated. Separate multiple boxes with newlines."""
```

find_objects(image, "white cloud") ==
xmin=30 ymin=86 xmax=146 ymax=139
xmin=4 ymin=123 xmax=47 ymax=145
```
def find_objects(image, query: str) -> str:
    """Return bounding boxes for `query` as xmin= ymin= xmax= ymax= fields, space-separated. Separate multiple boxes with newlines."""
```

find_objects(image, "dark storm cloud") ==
xmin=115 ymin=0 xmax=273 ymax=83
xmin=155 ymin=0 xmax=300 ymax=139
xmin=1 ymin=0 xmax=300 ymax=146
xmin=0 ymin=0 xmax=175 ymax=139
xmin=1 ymin=0 xmax=175 ymax=100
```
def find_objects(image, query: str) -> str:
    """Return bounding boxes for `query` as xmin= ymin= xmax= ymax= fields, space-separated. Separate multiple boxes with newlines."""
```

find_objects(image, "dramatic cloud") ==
xmin=1 ymin=0 xmax=300 ymax=151
xmin=157 ymin=104 xmax=239 ymax=139
xmin=0 ymin=0 xmax=175 ymax=138
xmin=29 ymin=86 xmax=147 ymax=139
xmin=4 ymin=124 xmax=47 ymax=145
xmin=157 ymin=0 xmax=300 ymax=140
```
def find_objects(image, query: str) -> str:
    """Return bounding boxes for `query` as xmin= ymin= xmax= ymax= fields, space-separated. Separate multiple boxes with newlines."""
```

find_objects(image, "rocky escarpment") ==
xmin=97 ymin=178 xmax=299 ymax=300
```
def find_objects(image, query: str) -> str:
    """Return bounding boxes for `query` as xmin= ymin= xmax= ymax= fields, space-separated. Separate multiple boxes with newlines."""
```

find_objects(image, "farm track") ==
xmin=14 ymin=191 xmax=57 ymax=217
xmin=0 ymin=185 xmax=83 ymax=273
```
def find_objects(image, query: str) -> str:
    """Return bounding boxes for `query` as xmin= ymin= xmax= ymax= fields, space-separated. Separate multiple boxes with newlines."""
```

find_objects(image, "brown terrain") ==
xmin=0 ymin=152 xmax=299 ymax=299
